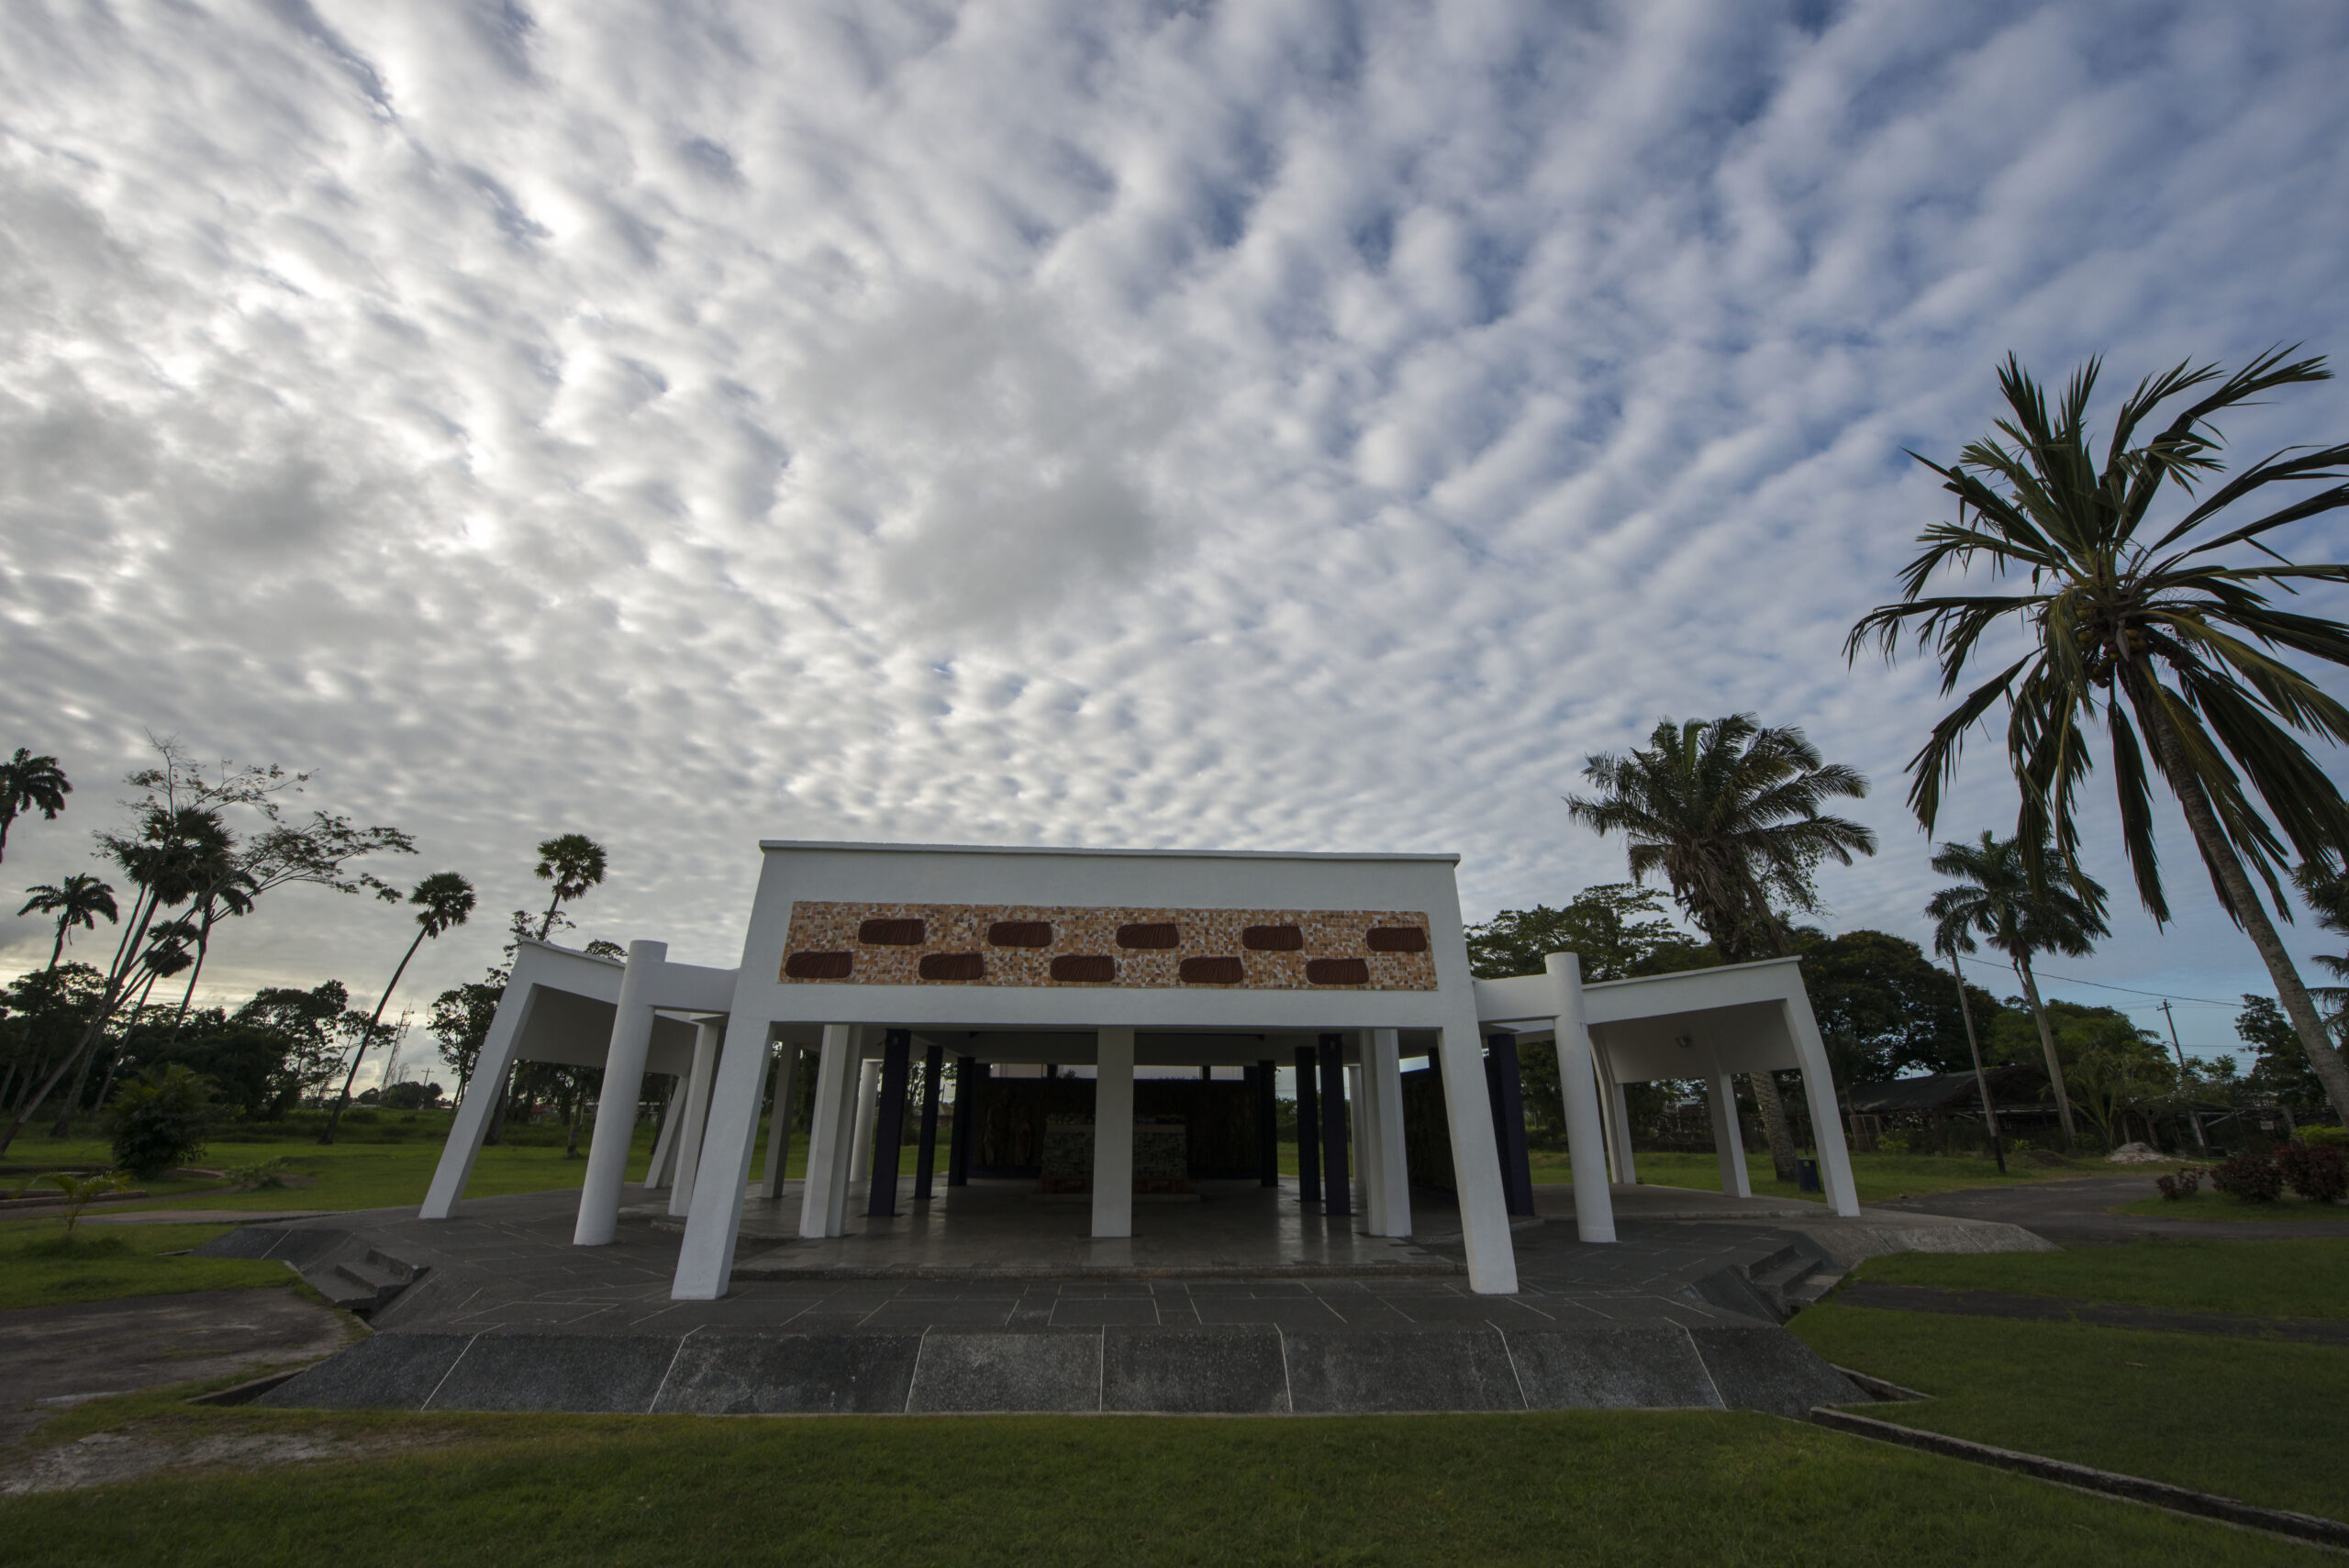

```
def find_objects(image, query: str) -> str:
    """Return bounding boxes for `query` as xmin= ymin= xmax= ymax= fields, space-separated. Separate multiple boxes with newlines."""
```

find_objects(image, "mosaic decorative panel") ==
xmin=777 ymin=902 xmax=1439 ymax=990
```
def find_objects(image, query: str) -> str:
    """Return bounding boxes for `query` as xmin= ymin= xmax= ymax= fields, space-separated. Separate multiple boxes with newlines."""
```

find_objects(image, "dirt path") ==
xmin=1873 ymin=1175 xmax=2349 ymax=1246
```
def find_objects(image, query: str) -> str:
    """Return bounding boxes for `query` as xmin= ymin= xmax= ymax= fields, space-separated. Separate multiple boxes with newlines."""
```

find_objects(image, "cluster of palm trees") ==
xmin=1564 ymin=350 xmax=2349 ymax=1159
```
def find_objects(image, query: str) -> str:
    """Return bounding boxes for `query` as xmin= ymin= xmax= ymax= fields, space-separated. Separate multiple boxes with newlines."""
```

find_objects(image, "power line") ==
xmin=1949 ymin=951 xmax=2240 ymax=1007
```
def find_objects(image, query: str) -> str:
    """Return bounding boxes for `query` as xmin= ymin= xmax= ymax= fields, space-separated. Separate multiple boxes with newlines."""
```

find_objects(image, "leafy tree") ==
xmin=1465 ymin=884 xmax=1713 ymax=982
xmin=1565 ymin=715 xmax=1877 ymax=1179
xmin=429 ymin=981 xmax=502 ymax=1102
xmin=1926 ymin=830 xmax=2112 ymax=1146
xmin=1849 ymin=350 xmax=2349 ymax=1128
xmin=102 ymin=1062 xmax=217 ymax=1178
xmin=0 ymin=748 xmax=70 ymax=863
xmin=1790 ymin=928 xmax=2002 ymax=1084
xmin=323 ymin=873 xmax=476 ymax=1143
xmin=17 ymin=874 xmax=117 ymax=972
xmin=0 ymin=964 xmax=104 ymax=1117
xmin=2235 ymin=995 xmax=2332 ymax=1109
xmin=236 ymin=981 xmax=352 ymax=1115
xmin=139 ymin=1013 xmax=289 ymax=1119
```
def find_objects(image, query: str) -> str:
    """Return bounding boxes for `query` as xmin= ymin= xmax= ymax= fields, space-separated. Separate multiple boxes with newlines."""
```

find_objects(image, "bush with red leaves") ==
xmin=2210 ymin=1149 xmax=2284 ymax=1203
xmin=2272 ymin=1141 xmax=2348 ymax=1204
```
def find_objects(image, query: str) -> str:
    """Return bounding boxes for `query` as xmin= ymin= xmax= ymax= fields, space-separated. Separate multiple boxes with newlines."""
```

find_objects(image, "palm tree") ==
xmin=322 ymin=872 xmax=476 ymax=1144
xmin=1848 ymin=350 xmax=2349 ymax=1126
xmin=1565 ymin=715 xmax=1877 ymax=1181
xmin=0 ymin=749 xmax=70 ymax=864
xmin=18 ymin=874 xmax=118 ymax=971
xmin=532 ymin=834 xmax=608 ymax=940
xmin=1927 ymin=831 xmax=2112 ymax=1147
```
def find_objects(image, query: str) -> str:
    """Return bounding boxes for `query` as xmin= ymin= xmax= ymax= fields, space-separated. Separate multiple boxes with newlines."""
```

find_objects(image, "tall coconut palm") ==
xmin=18 ymin=874 xmax=117 ymax=971
xmin=1848 ymin=350 xmax=2349 ymax=1126
xmin=1926 ymin=831 xmax=2111 ymax=1147
xmin=532 ymin=834 xmax=607 ymax=940
xmin=0 ymin=749 xmax=69 ymax=864
xmin=322 ymin=872 xmax=476 ymax=1144
xmin=1566 ymin=715 xmax=1877 ymax=1181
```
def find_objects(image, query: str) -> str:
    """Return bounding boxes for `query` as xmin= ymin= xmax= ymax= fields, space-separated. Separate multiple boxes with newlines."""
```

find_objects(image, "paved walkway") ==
xmin=1876 ymin=1175 xmax=2349 ymax=1246
xmin=1835 ymin=1280 xmax=2349 ymax=1346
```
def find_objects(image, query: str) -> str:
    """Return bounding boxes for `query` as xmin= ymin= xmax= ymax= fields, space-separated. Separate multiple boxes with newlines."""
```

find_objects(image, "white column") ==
xmin=1783 ymin=992 xmax=1862 ymax=1217
xmin=644 ymin=1078 xmax=683 ymax=1189
xmin=420 ymin=984 xmax=538 ymax=1218
xmin=1608 ymin=1077 xmax=1639 ymax=1184
xmin=666 ymin=1018 xmax=723 ymax=1218
xmin=1349 ymin=1061 xmax=1379 ymax=1233
xmin=1091 ymin=1026 xmax=1135 ymax=1240
xmin=573 ymin=941 xmax=667 ymax=1246
xmin=1546 ymin=953 xmax=1616 ymax=1244
xmin=1709 ymin=1074 xmax=1751 ymax=1197
xmin=1434 ymin=1007 xmax=1519 ymax=1294
xmin=848 ymin=1057 xmax=881 ymax=1188
xmin=761 ymin=1043 xmax=800 ymax=1199
xmin=1366 ymin=1027 xmax=1410 ymax=1238
xmin=797 ymin=1025 xmax=858 ymax=1240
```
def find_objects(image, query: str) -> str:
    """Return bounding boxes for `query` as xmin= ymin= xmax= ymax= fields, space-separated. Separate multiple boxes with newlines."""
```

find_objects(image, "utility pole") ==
xmin=1946 ymin=950 xmax=2004 ymax=1174
xmin=2159 ymin=1000 xmax=2209 ymax=1150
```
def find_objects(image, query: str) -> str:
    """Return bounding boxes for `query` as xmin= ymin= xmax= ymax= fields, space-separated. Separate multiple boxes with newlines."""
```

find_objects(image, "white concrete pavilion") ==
xmin=418 ymin=840 xmax=1856 ymax=1299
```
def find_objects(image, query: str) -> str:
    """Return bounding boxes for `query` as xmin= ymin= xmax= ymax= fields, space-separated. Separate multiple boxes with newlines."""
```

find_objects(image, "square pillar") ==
xmin=1709 ymin=1073 xmax=1751 ymax=1197
xmin=1432 ymin=1010 xmax=1519 ymax=1294
xmin=668 ymin=1018 xmax=723 ymax=1218
xmin=1293 ymin=1045 xmax=1322 ymax=1206
xmin=644 ymin=1076 xmax=683 ymax=1189
xmin=1546 ymin=952 xmax=1616 ymax=1244
xmin=761 ymin=1044 xmax=801 ymax=1199
xmin=848 ymin=1057 xmax=881 ymax=1187
xmin=1607 ymin=1077 xmax=1639 ymax=1184
xmin=947 ymin=1056 xmax=981 ymax=1186
xmin=1783 ymin=994 xmax=1862 ymax=1217
xmin=421 ymin=983 xmax=538 ymax=1218
xmin=1349 ymin=1062 xmax=1378 ymax=1233
xmin=1364 ymin=1029 xmax=1411 ymax=1238
xmin=1092 ymin=1026 xmax=1136 ymax=1239
xmin=1483 ymin=1031 xmax=1537 ymax=1218
xmin=1318 ymin=1033 xmax=1352 ymax=1218
xmin=797 ymin=1024 xmax=859 ymax=1240
xmin=574 ymin=941 xmax=668 ymax=1246
xmin=1253 ymin=1060 xmax=1278 ymax=1186
xmin=866 ymin=1029 xmax=913 ymax=1218
xmin=913 ymin=1042 xmax=945 ymax=1201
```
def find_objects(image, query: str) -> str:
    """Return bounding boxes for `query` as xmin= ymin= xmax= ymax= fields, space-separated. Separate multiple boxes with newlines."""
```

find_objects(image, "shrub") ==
xmin=2273 ymin=1141 xmax=2349 ymax=1204
xmin=2302 ymin=1125 xmax=2347 ymax=1151
xmin=2210 ymin=1148 xmax=2284 ymax=1203
xmin=102 ymin=1064 xmax=217 ymax=1178
xmin=2155 ymin=1167 xmax=2204 ymax=1200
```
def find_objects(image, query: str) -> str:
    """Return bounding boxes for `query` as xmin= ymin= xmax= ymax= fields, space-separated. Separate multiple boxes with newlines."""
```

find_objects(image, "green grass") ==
xmin=1792 ymin=1302 xmax=2349 ymax=1519
xmin=1856 ymin=1237 xmax=2349 ymax=1320
xmin=1514 ymin=1147 xmax=2154 ymax=1205
xmin=0 ymin=1222 xmax=296 ymax=1311
xmin=0 ymin=1404 xmax=2323 ymax=1567
xmin=2110 ymin=1189 xmax=2349 ymax=1222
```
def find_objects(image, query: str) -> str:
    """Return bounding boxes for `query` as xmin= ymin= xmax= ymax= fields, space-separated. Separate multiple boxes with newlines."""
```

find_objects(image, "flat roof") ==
xmin=756 ymin=839 xmax=1461 ymax=864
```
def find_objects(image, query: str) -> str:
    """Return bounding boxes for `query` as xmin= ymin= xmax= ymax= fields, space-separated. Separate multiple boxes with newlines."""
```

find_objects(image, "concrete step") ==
xmin=310 ymin=1251 xmax=427 ymax=1316
xmin=1741 ymin=1240 xmax=1838 ymax=1320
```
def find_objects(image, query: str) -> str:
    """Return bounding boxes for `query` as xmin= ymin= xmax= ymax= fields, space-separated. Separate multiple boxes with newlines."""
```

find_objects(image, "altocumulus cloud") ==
xmin=3 ymin=0 xmax=2348 ymax=1062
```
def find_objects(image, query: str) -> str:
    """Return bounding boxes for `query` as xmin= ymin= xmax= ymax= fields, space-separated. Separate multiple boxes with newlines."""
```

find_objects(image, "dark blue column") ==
xmin=1484 ymin=1032 xmax=1537 ymax=1218
xmin=947 ymin=1056 xmax=981 ymax=1186
xmin=913 ymin=1041 xmax=945 ymax=1201
xmin=1293 ymin=1045 xmax=1322 ymax=1206
xmin=1318 ymin=1032 xmax=1352 ymax=1218
xmin=1253 ymin=1060 xmax=1278 ymax=1186
xmin=867 ymin=1028 xmax=913 ymax=1217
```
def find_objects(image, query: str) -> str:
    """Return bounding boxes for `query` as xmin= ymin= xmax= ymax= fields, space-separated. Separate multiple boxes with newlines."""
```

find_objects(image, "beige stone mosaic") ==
xmin=778 ymin=902 xmax=1438 ymax=990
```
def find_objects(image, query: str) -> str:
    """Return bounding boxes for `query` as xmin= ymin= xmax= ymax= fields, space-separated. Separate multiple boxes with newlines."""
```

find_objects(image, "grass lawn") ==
xmin=1857 ymin=1237 xmax=2349 ymax=1320
xmin=1520 ymin=1147 xmax=2169 ymax=1205
xmin=0 ymin=1398 xmax=2323 ymax=1567
xmin=0 ymin=1221 xmax=296 ymax=1312
xmin=1792 ymin=1301 xmax=2349 ymax=1520
xmin=2110 ymin=1189 xmax=2349 ymax=1223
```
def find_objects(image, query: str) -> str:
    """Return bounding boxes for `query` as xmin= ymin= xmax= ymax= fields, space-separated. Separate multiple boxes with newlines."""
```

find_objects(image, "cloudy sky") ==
xmin=6 ymin=0 xmax=2348 ymax=1076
